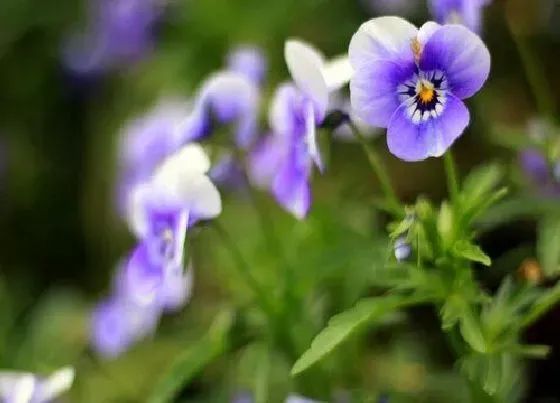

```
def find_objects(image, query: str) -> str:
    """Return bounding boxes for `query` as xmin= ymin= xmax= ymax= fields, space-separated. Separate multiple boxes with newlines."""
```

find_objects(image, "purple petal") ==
xmin=160 ymin=265 xmax=194 ymax=312
xmin=519 ymin=149 xmax=549 ymax=184
xmin=272 ymin=150 xmax=312 ymax=219
xmin=387 ymin=94 xmax=470 ymax=161
xmin=419 ymin=25 xmax=490 ymax=100
xmin=227 ymin=46 xmax=267 ymax=85
xmin=144 ymin=206 xmax=188 ymax=269
xmin=125 ymin=243 xmax=166 ymax=306
xmin=196 ymin=72 xmax=260 ymax=148
xmin=248 ymin=136 xmax=287 ymax=188
xmin=269 ymin=83 xmax=303 ymax=140
xmin=90 ymin=299 xmax=134 ymax=358
xmin=350 ymin=59 xmax=416 ymax=127
xmin=348 ymin=16 xmax=418 ymax=71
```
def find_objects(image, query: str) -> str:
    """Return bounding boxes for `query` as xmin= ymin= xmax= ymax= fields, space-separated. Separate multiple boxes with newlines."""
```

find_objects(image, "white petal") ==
xmin=154 ymin=143 xmax=211 ymax=182
xmin=0 ymin=373 xmax=35 ymax=403
xmin=349 ymin=16 xmax=418 ymax=70
xmin=182 ymin=175 xmax=222 ymax=219
xmin=284 ymin=39 xmax=329 ymax=112
xmin=417 ymin=21 xmax=442 ymax=45
xmin=35 ymin=367 xmax=75 ymax=403
xmin=126 ymin=181 xmax=153 ymax=237
xmin=304 ymin=100 xmax=323 ymax=172
xmin=323 ymin=55 xmax=353 ymax=91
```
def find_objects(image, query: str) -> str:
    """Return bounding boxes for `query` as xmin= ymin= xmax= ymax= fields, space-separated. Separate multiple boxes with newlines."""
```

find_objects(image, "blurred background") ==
xmin=2 ymin=0 xmax=560 ymax=401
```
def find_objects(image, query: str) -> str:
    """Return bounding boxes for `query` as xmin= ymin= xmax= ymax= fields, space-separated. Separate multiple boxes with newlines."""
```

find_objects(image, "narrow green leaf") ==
xmin=537 ymin=213 xmax=560 ymax=276
xmin=453 ymin=240 xmax=491 ymax=266
xmin=459 ymin=306 xmax=487 ymax=353
xmin=508 ymin=344 xmax=551 ymax=359
xmin=291 ymin=294 xmax=425 ymax=375
xmin=461 ymin=163 xmax=505 ymax=208
xmin=148 ymin=311 xmax=233 ymax=403
xmin=437 ymin=201 xmax=454 ymax=248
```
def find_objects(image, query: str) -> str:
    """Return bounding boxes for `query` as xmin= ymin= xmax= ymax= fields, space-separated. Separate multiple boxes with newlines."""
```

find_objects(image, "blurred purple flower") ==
xmin=123 ymin=144 xmax=220 ymax=305
xmin=63 ymin=0 xmax=163 ymax=74
xmin=429 ymin=0 xmax=491 ymax=33
xmin=249 ymin=39 xmax=352 ymax=219
xmin=519 ymin=149 xmax=560 ymax=197
xmin=0 ymin=367 xmax=75 ymax=403
xmin=227 ymin=46 xmax=268 ymax=85
xmin=349 ymin=17 xmax=490 ymax=161
xmin=329 ymin=92 xmax=380 ymax=141
xmin=192 ymin=71 xmax=260 ymax=149
xmin=90 ymin=295 xmax=161 ymax=358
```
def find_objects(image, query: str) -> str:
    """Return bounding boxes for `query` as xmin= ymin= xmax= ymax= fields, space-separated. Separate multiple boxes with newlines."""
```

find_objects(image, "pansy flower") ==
xmin=429 ymin=0 xmax=491 ymax=33
xmin=0 ymin=367 xmax=75 ymax=403
xmin=124 ymin=143 xmax=221 ymax=305
xmin=63 ymin=0 xmax=163 ymax=74
xmin=349 ymin=16 xmax=490 ymax=161
xmin=250 ymin=40 xmax=352 ymax=218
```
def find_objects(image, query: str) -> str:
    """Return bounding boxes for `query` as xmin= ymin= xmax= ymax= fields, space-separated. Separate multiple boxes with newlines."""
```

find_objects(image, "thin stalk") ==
xmin=443 ymin=150 xmax=460 ymax=207
xmin=348 ymin=122 xmax=401 ymax=216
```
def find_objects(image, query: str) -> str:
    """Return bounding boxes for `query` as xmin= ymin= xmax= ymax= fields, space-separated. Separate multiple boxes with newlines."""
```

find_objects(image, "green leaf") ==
xmin=459 ymin=306 xmax=487 ymax=353
xmin=537 ymin=213 xmax=560 ymax=277
xmin=452 ymin=240 xmax=491 ymax=266
xmin=461 ymin=163 xmax=505 ymax=209
xmin=437 ymin=201 xmax=454 ymax=248
xmin=290 ymin=294 xmax=425 ymax=375
xmin=440 ymin=296 xmax=462 ymax=331
xmin=148 ymin=310 xmax=233 ymax=403
xmin=508 ymin=344 xmax=551 ymax=359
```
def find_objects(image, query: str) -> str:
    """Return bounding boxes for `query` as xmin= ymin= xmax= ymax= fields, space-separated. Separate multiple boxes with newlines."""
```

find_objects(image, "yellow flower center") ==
xmin=418 ymin=81 xmax=435 ymax=104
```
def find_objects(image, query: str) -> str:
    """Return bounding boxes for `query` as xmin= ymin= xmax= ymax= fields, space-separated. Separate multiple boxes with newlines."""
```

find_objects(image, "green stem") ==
xmin=213 ymin=222 xmax=276 ymax=318
xmin=348 ymin=122 xmax=401 ymax=216
xmin=443 ymin=150 xmax=460 ymax=207
xmin=508 ymin=20 xmax=556 ymax=119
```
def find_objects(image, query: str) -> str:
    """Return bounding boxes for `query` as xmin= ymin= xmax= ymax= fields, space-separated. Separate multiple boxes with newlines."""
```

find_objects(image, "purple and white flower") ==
xmin=394 ymin=236 xmax=411 ymax=261
xmin=429 ymin=0 xmax=491 ymax=33
xmin=124 ymin=143 xmax=220 ymax=305
xmin=349 ymin=17 xmax=491 ymax=161
xmin=0 ymin=367 xmax=74 ymax=403
xmin=63 ymin=0 xmax=163 ymax=74
xmin=249 ymin=40 xmax=352 ymax=218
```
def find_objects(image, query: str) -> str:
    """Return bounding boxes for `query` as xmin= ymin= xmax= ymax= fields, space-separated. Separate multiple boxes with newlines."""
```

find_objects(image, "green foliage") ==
xmin=148 ymin=310 xmax=234 ymax=403
xmin=537 ymin=212 xmax=560 ymax=277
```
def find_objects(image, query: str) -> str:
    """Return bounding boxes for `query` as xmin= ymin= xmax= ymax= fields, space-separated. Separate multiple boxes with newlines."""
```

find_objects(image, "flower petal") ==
xmin=284 ymin=40 xmax=329 ymax=113
xmin=268 ymin=83 xmax=302 ymax=140
xmin=227 ymin=45 xmax=267 ymax=85
xmin=90 ymin=300 xmax=134 ymax=358
xmin=350 ymin=59 xmax=416 ymax=127
xmin=272 ymin=153 xmax=311 ymax=219
xmin=417 ymin=21 xmax=442 ymax=45
xmin=125 ymin=243 xmax=165 ymax=305
xmin=348 ymin=16 xmax=418 ymax=70
xmin=248 ymin=136 xmax=287 ymax=188
xmin=304 ymin=100 xmax=323 ymax=172
xmin=323 ymin=55 xmax=353 ymax=91
xmin=387 ymin=94 xmax=470 ymax=161
xmin=195 ymin=71 xmax=260 ymax=148
xmin=154 ymin=143 xmax=211 ymax=179
xmin=160 ymin=264 xmax=194 ymax=312
xmin=420 ymin=24 xmax=490 ymax=100
xmin=0 ymin=373 xmax=35 ymax=403
xmin=34 ymin=367 xmax=75 ymax=402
